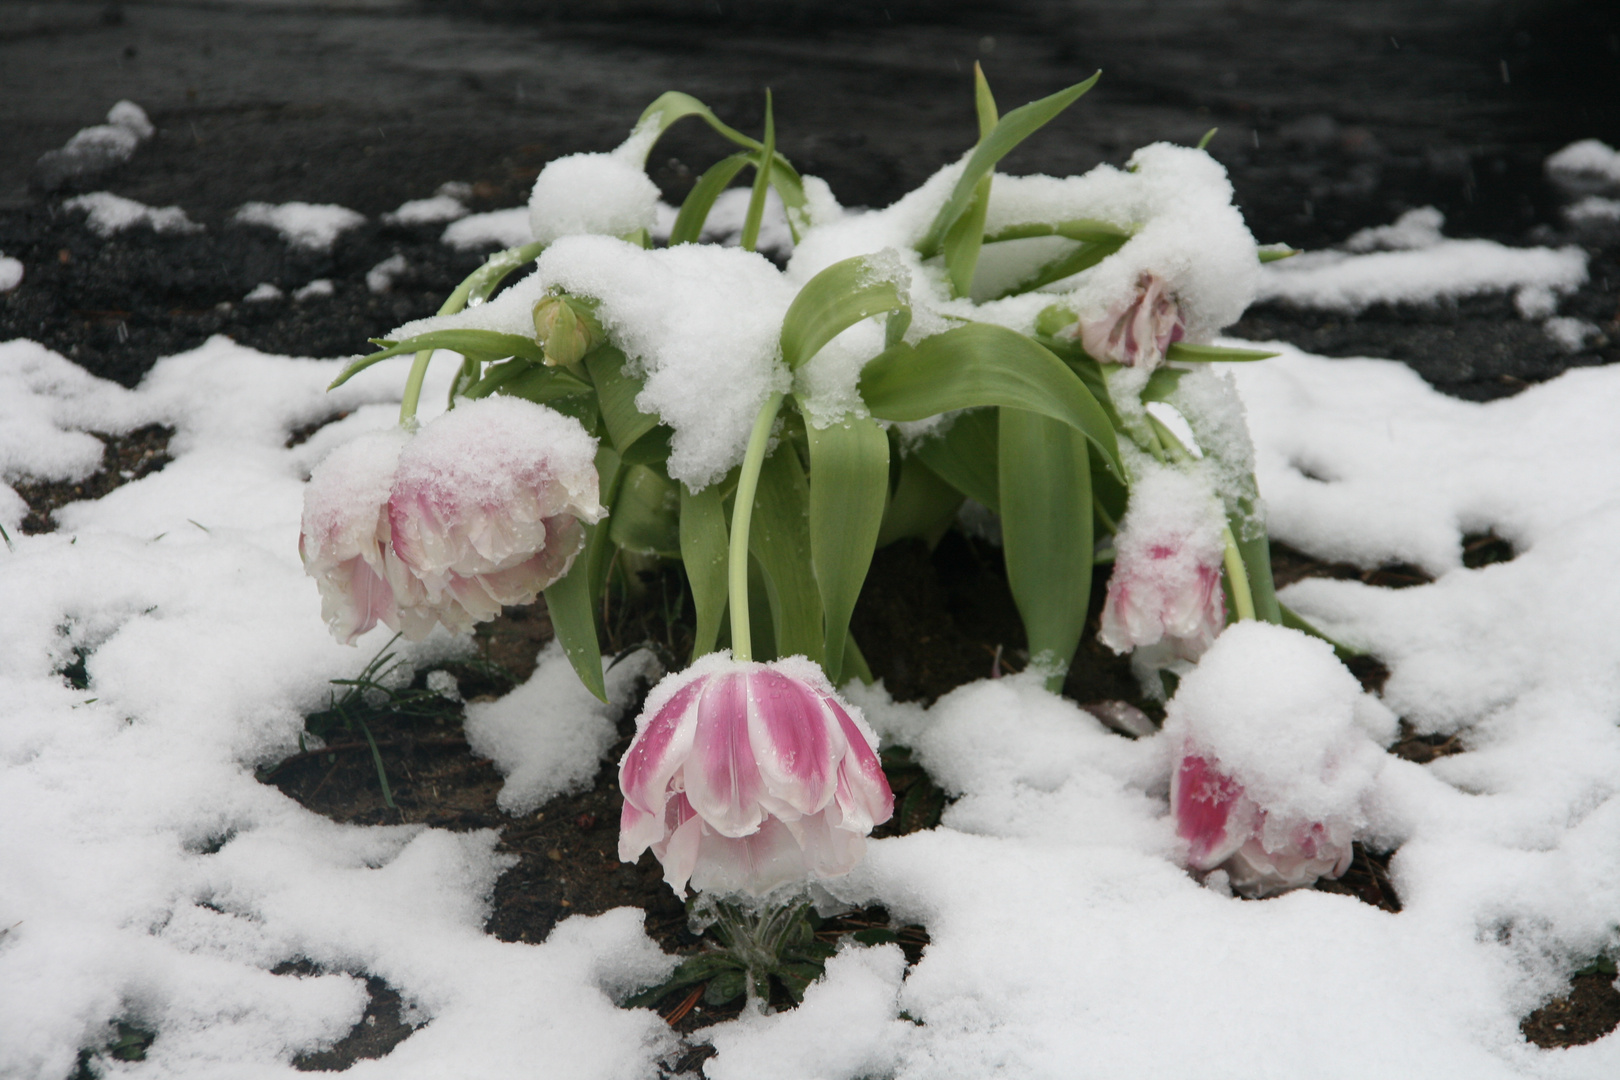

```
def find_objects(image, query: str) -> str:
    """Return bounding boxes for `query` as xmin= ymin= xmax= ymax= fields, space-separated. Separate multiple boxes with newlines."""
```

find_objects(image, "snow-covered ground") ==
xmin=1 ymin=325 xmax=1617 ymax=1077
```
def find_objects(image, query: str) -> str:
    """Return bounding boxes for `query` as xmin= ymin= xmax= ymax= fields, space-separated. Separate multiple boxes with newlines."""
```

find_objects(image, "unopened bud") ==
xmin=532 ymin=294 xmax=601 ymax=367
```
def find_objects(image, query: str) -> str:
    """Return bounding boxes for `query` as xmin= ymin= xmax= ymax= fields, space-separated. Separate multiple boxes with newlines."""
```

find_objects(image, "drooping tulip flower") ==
xmin=1172 ymin=751 xmax=1353 ymax=899
xmin=299 ymin=429 xmax=414 ymax=645
xmin=1098 ymin=469 xmax=1227 ymax=662
xmin=1074 ymin=272 xmax=1185 ymax=371
xmin=1161 ymin=622 xmax=1391 ymax=899
xmin=387 ymin=395 xmax=606 ymax=636
xmin=617 ymin=653 xmax=895 ymax=897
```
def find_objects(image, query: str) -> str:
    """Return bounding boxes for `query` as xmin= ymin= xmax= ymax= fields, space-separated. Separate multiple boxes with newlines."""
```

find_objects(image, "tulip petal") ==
xmin=618 ymin=674 xmax=705 ymax=815
xmin=1173 ymin=753 xmax=1249 ymax=870
xmin=827 ymin=698 xmax=895 ymax=832
xmin=618 ymin=799 xmax=664 ymax=862
xmin=689 ymin=815 xmax=811 ymax=897
xmin=745 ymin=669 xmax=841 ymax=819
xmin=784 ymin=807 xmax=868 ymax=879
xmin=685 ymin=672 xmax=765 ymax=837
xmin=654 ymin=795 xmax=704 ymax=896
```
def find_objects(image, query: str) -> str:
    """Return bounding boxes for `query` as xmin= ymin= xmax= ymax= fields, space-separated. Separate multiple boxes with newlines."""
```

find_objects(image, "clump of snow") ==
xmin=1344 ymin=205 xmax=1445 ymax=251
xmin=528 ymin=153 xmax=659 ymax=245
xmin=440 ymin=207 xmax=532 ymax=251
xmin=35 ymin=100 xmax=155 ymax=190
xmin=1546 ymin=138 xmax=1620 ymax=193
xmin=292 ymin=279 xmax=334 ymax=302
xmin=465 ymin=645 xmax=659 ymax=815
xmin=383 ymin=183 xmax=472 ymax=227
xmin=1514 ymin=285 xmax=1559 ymax=320
xmin=1163 ymin=622 xmax=1390 ymax=828
xmin=244 ymin=282 xmax=283 ymax=303
xmin=0 ymin=340 xmax=154 ymax=484
xmin=1258 ymin=223 xmax=1587 ymax=313
xmin=1543 ymin=316 xmax=1601 ymax=353
xmin=1564 ymin=195 xmax=1620 ymax=226
xmin=0 ymin=254 xmax=21 ymax=292
xmin=390 ymin=235 xmax=797 ymax=489
xmin=234 ymin=201 xmax=366 ymax=252
xmin=63 ymin=192 xmax=202 ymax=238
xmin=365 ymin=254 xmax=409 ymax=294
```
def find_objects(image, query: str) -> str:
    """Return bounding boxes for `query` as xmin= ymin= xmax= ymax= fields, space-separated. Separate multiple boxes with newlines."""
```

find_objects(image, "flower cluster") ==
xmin=617 ymin=654 xmax=894 ymax=897
xmin=299 ymin=396 xmax=604 ymax=644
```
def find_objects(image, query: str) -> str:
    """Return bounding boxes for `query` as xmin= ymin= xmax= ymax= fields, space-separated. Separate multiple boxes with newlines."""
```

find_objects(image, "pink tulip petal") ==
xmin=1174 ymin=753 xmax=1249 ymax=870
xmin=689 ymin=814 xmax=811 ymax=897
xmin=653 ymin=796 xmax=704 ymax=896
xmin=826 ymin=699 xmax=894 ymax=832
xmin=618 ymin=800 xmax=665 ymax=862
xmin=785 ymin=806 xmax=869 ymax=879
xmin=618 ymin=675 xmax=706 ymax=815
xmin=745 ymin=669 xmax=840 ymax=819
xmin=685 ymin=672 xmax=766 ymax=837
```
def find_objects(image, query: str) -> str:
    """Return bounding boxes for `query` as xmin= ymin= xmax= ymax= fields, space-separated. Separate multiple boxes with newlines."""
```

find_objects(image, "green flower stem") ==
xmin=399 ymin=348 xmax=433 ymax=427
xmin=728 ymin=391 xmax=786 ymax=662
xmin=1147 ymin=413 xmax=1257 ymax=623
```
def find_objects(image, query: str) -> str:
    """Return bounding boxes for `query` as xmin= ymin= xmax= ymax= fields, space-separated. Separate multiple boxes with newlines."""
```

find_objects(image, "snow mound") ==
xmin=235 ymin=201 xmax=366 ymax=252
xmin=63 ymin=192 xmax=202 ymax=238
xmin=441 ymin=208 xmax=532 ymax=251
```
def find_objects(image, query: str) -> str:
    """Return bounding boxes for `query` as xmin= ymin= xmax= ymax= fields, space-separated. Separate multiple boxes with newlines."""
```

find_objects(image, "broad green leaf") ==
xmin=499 ymin=364 xmax=593 ymax=407
xmin=608 ymin=464 xmax=681 ymax=556
xmin=748 ymin=443 xmax=823 ymax=663
xmin=983 ymin=219 xmax=1131 ymax=245
xmin=918 ymin=72 xmax=1101 ymax=259
xmin=1141 ymin=366 xmax=1189 ymax=403
xmin=1165 ymin=342 xmax=1280 ymax=363
xmin=910 ymin=407 xmax=1000 ymax=514
xmin=331 ymin=330 xmax=547 ymax=389
xmin=680 ymin=482 xmax=730 ymax=659
xmin=462 ymin=358 xmax=531 ymax=399
xmin=779 ymin=255 xmax=910 ymax=372
xmin=941 ymin=64 xmax=999 ymax=299
xmin=544 ymin=547 xmax=607 ymax=702
xmin=993 ymin=235 xmax=1126 ymax=298
xmin=999 ymin=408 xmax=1092 ymax=691
xmin=842 ymin=632 xmax=874 ymax=685
xmin=806 ymin=417 xmax=889 ymax=683
xmin=670 ymin=152 xmax=752 ymax=245
xmin=619 ymin=426 xmax=672 ymax=466
xmin=858 ymin=322 xmax=1122 ymax=480
xmin=739 ymin=92 xmax=775 ymax=254
xmin=585 ymin=347 xmax=661 ymax=454
xmin=876 ymin=455 xmax=963 ymax=548
xmin=587 ymin=446 xmax=625 ymax=603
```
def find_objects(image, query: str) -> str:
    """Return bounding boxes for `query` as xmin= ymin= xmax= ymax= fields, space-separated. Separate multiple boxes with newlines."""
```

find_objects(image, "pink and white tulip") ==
xmin=388 ymin=396 xmax=604 ymax=635
xmin=1172 ymin=751 xmax=1353 ymax=898
xmin=1074 ymin=272 xmax=1185 ymax=371
xmin=300 ymin=396 xmax=604 ymax=643
xmin=618 ymin=653 xmax=894 ymax=897
xmin=1098 ymin=471 xmax=1227 ymax=661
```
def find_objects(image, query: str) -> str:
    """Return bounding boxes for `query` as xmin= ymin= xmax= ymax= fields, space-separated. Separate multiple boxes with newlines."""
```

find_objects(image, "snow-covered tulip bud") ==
xmin=531 ymin=293 xmax=600 ymax=368
xmin=299 ymin=429 xmax=414 ymax=645
xmin=387 ymin=396 xmax=605 ymax=635
xmin=617 ymin=653 xmax=895 ymax=898
xmin=1074 ymin=272 xmax=1185 ymax=371
xmin=1099 ymin=469 xmax=1227 ymax=661
xmin=1162 ymin=622 xmax=1392 ymax=899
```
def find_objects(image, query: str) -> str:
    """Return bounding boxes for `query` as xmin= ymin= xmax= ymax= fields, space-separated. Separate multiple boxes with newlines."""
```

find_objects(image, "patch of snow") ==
xmin=528 ymin=153 xmax=659 ymax=245
xmin=0 ymin=254 xmax=21 ymax=292
xmin=365 ymin=254 xmax=409 ymax=294
xmin=34 ymin=100 xmax=156 ymax=190
xmin=235 ymin=202 xmax=366 ymax=252
xmin=1344 ymin=205 xmax=1445 ymax=252
xmin=1566 ymin=195 xmax=1620 ymax=225
xmin=1543 ymin=316 xmax=1600 ymax=353
xmin=1546 ymin=138 xmax=1620 ymax=192
xmin=244 ymin=282 xmax=284 ymax=303
xmin=440 ymin=208 xmax=532 ymax=251
xmin=63 ymin=192 xmax=202 ymax=238
xmin=383 ymin=183 xmax=472 ymax=227
xmin=292 ymin=279 xmax=335 ymax=302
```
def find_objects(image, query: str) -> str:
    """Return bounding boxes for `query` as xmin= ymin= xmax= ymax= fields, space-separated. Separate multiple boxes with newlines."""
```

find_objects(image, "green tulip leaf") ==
xmin=740 ymin=92 xmax=776 ymax=255
xmin=1164 ymin=342 xmax=1280 ymax=363
xmin=999 ymin=408 xmax=1093 ymax=691
xmin=332 ymin=330 xmax=548 ymax=390
xmin=608 ymin=464 xmax=681 ymax=557
xmin=910 ymin=407 xmax=1000 ymax=514
xmin=806 ymin=416 xmax=889 ymax=684
xmin=680 ymin=482 xmax=730 ymax=659
xmin=780 ymin=255 xmax=911 ymax=372
xmin=876 ymin=454 xmax=963 ymax=548
xmin=670 ymin=152 xmax=753 ymax=246
xmin=748 ymin=442 xmax=824 ymax=663
xmin=858 ymin=322 xmax=1122 ymax=480
xmin=585 ymin=347 xmax=661 ymax=455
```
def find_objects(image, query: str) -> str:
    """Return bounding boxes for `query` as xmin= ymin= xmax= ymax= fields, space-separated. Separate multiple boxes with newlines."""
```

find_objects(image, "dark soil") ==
xmin=10 ymin=0 xmax=1620 ymax=1068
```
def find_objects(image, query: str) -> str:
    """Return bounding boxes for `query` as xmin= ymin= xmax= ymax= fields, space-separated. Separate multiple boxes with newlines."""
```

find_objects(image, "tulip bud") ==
xmin=617 ymin=653 xmax=895 ymax=898
xmin=531 ymin=293 xmax=602 ymax=368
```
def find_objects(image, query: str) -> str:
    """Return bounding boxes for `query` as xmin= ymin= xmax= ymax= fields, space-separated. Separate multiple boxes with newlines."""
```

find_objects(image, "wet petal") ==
xmin=618 ymin=674 xmax=705 ymax=815
xmin=826 ymin=698 xmax=894 ymax=832
xmin=745 ymin=668 xmax=841 ymax=819
xmin=684 ymin=672 xmax=765 ymax=837
xmin=689 ymin=815 xmax=810 ymax=897
xmin=1173 ymin=753 xmax=1250 ymax=870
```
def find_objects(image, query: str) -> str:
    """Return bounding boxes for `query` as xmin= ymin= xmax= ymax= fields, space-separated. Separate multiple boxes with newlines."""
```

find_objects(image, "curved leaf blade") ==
xmin=1164 ymin=342 xmax=1280 ymax=363
xmin=918 ymin=71 xmax=1101 ymax=259
xmin=999 ymin=408 xmax=1093 ymax=691
xmin=806 ymin=417 xmax=889 ymax=683
xmin=747 ymin=443 xmax=823 ymax=663
xmin=876 ymin=454 xmax=963 ymax=548
xmin=670 ymin=152 xmax=753 ymax=246
xmin=910 ymin=407 xmax=1000 ymax=514
xmin=680 ymin=482 xmax=730 ymax=659
xmin=858 ymin=323 xmax=1122 ymax=480
xmin=608 ymin=464 xmax=681 ymax=556
xmin=586 ymin=347 xmax=661 ymax=454
xmin=779 ymin=255 xmax=909 ymax=372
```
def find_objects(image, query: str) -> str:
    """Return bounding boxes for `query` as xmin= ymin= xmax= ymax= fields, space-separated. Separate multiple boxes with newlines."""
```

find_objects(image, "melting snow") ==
xmin=234 ymin=202 xmax=366 ymax=253
xmin=62 ymin=193 xmax=202 ymax=238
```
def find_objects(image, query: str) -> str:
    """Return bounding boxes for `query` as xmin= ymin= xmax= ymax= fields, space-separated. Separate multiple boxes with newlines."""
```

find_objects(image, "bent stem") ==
xmin=728 ymin=391 xmax=786 ymax=662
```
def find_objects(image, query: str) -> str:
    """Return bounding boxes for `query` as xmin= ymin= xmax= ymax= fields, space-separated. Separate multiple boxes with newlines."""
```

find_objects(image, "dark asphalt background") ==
xmin=1 ymin=0 xmax=1617 ymax=397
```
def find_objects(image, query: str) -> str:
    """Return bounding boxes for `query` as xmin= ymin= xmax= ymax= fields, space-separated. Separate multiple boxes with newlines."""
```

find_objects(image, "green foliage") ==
xmin=747 ymin=442 xmax=824 ymax=664
xmin=779 ymin=254 xmax=910 ymax=372
xmin=805 ymin=417 xmax=889 ymax=683
xmin=679 ymin=482 xmax=730 ymax=659
xmin=1164 ymin=342 xmax=1280 ymax=363
xmin=670 ymin=152 xmax=753 ymax=246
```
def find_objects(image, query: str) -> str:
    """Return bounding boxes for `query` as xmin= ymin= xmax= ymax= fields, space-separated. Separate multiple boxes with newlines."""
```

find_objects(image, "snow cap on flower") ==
xmin=528 ymin=152 xmax=660 ymax=245
xmin=1099 ymin=466 xmax=1227 ymax=660
xmin=299 ymin=428 xmax=413 ymax=645
xmin=1070 ymin=272 xmax=1185 ymax=370
xmin=388 ymin=396 xmax=604 ymax=635
xmin=1162 ymin=622 xmax=1393 ymax=897
xmin=618 ymin=652 xmax=895 ymax=897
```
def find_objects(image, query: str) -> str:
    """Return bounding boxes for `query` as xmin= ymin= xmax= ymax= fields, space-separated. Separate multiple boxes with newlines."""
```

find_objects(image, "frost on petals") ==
xmin=617 ymin=653 xmax=894 ymax=897
xmin=1098 ymin=467 xmax=1227 ymax=661
xmin=1071 ymin=272 xmax=1185 ymax=371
